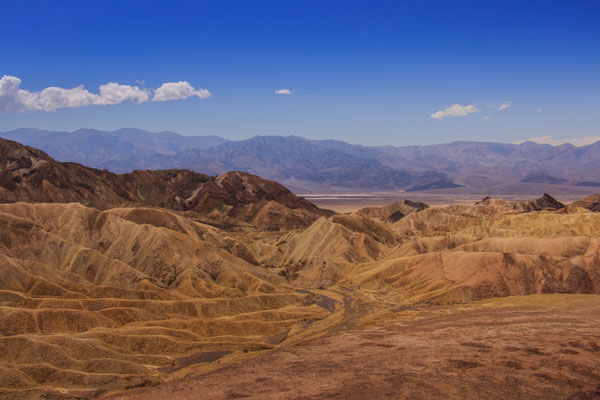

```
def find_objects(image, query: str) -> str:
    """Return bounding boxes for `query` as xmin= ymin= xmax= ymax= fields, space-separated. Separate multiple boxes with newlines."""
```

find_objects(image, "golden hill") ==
xmin=355 ymin=199 xmax=429 ymax=222
xmin=1 ymin=139 xmax=600 ymax=399
xmin=0 ymin=203 xmax=334 ymax=399
xmin=1 ymin=196 xmax=598 ymax=398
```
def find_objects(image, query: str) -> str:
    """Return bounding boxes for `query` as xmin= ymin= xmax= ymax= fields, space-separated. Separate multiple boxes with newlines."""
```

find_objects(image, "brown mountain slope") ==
xmin=267 ymin=215 xmax=398 ymax=287
xmin=471 ymin=193 xmax=565 ymax=213
xmin=2 ymin=138 xmax=600 ymax=400
xmin=0 ymin=202 xmax=332 ymax=399
xmin=347 ymin=234 xmax=600 ymax=305
xmin=265 ymin=195 xmax=600 ymax=306
xmin=1 ymin=197 xmax=600 ymax=398
xmin=0 ymin=138 xmax=331 ymax=229
xmin=568 ymin=193 xmax=600 ymax=212
xmin=392 ymin=202 xmax=599 ymax=238
xmin=355 ymin=199 xmax=429 ymax=222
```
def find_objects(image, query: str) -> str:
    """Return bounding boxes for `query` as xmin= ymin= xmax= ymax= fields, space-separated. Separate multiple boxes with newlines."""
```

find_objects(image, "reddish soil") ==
xmin=105 ymin=295 xmax=600 ymax=400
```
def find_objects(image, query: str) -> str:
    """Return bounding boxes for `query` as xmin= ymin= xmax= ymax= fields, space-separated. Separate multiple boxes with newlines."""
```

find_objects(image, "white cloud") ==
xmin=431 ymin=104 xmax=478 ymax=120
xmin=514 ymin=135 xmax=600 ymax=147
xmin=0 ymin=75 xmax=210 ymax=112
xmin=536 ymin=107 xmax=542 ymax=112
xmin=498 ymin=101 xmax=512 ymax=110
xmin=26 ymin=86 xmax=99 ymax=111
xmin=275 ymin=88 xmax=293 ymax=95
xmin=152 ymin=81 xmax=211 ymax=102
xmin=0 ymin=75 xmax=33 ymax=112
xmin=97 ymin=83 xmax=151 ymax=105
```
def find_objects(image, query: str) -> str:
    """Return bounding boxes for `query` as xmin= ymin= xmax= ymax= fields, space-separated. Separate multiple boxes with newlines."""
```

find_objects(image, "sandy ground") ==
xmin=105 ymin=294 xmax=600 ymax=400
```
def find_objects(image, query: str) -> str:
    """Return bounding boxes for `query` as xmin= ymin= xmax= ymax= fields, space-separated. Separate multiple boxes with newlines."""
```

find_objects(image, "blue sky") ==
xmin=1 ymin=0 xmax=599 ymax=145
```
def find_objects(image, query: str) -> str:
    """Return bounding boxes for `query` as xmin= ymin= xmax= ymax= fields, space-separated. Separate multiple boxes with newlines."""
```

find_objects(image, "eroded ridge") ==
xmin=0 ymin=139 xmax=599 ymax=399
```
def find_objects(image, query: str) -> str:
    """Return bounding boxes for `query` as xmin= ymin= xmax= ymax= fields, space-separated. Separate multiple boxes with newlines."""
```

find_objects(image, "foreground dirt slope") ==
xmin=107 ymin=295 xmax=600 ymax=400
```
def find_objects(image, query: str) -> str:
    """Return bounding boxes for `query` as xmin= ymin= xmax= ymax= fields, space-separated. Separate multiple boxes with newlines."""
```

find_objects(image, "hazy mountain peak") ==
xmin=2 ymin=128 xmax=600 ymax=193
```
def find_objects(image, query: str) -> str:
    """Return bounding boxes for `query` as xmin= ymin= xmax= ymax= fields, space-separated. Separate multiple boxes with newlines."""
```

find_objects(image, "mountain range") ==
xmin=2 ymin=128 xmax=600 ymax=193
xmin=0 ymin=137 xmax=330 ymax=229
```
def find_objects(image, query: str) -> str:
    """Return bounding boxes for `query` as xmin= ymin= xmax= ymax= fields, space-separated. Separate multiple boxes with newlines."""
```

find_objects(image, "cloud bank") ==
xmin=514 ymin=135 xmax=600 ymax=147
xmin=275 ymin=88 xmax=293 ymax=95
xmin=431 ymin=104 xmax=478 ymax=120
xmin=0 ymin=75 xmax=211 ymax=112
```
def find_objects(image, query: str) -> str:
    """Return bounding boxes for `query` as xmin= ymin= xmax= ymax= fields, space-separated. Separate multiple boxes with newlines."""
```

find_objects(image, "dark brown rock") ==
xmin=0 ymin=138 xmax=331 ymax=228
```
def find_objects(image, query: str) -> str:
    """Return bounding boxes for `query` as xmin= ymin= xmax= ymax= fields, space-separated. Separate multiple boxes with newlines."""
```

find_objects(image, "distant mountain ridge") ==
xmin=2 ymin=128 xmax=600 ymax=192
xmin=0 ymin=128 xmax=228 ymax=173
xmin=0 ymin=137 xmax=330 ymax=229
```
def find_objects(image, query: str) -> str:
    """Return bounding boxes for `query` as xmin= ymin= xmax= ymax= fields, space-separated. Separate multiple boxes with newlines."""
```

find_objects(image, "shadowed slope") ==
xmin=569 ymin=193 xmax=600 ymax=212
xmin=268 ymin=215 xmax=398 ymax=287
xmin=0 ymin=138 xmax=331 ymax=229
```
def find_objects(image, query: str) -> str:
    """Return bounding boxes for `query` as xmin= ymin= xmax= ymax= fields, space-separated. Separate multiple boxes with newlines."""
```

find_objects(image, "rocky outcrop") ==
xmin=474 ymin=193 xmax=565 ymax=213
xmin=356 ymin=199 xmax=429 ymax=222
xmin=569 ymin=193 xmax=600 ymax=212
xmin=0 ymin=138 xmax=331 ymax=228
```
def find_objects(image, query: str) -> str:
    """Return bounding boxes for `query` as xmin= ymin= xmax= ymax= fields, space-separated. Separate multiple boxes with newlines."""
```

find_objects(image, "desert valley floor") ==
xmin=0 ymin=138 xmax=599 ymax=399
xmin=106 ymin=295 xmax=600 ymax=400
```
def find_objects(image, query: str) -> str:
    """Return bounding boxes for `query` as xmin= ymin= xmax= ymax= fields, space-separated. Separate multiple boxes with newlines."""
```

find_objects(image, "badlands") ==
xmin=0 ymin=138 xmax=599 ymax=399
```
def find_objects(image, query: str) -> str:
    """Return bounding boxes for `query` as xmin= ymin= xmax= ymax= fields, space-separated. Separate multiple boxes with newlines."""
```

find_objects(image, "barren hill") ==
xmin=356 ymin=199 xmax=429 ymax=222
xmin=0 ymin=137 xmax=330 ymax=229
xmin=0 ymin=140 xmax=599 ymax=399
xmin=569 ymin=193 xmax=600 ymax=212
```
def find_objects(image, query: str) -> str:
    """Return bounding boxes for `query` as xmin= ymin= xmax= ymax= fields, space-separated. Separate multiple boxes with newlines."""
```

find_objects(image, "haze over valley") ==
xmin=3 ymin=128 xmax=600 ymax=204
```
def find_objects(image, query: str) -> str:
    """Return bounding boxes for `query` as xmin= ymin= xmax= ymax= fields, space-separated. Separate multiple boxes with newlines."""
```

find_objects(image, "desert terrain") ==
xmin=0 ymin=138 xmax=599 ymax=399
xmin=106 ymin=295 xmax=600 ymax=400
xmin=5 ymin=2 xmax=600 ymax=399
